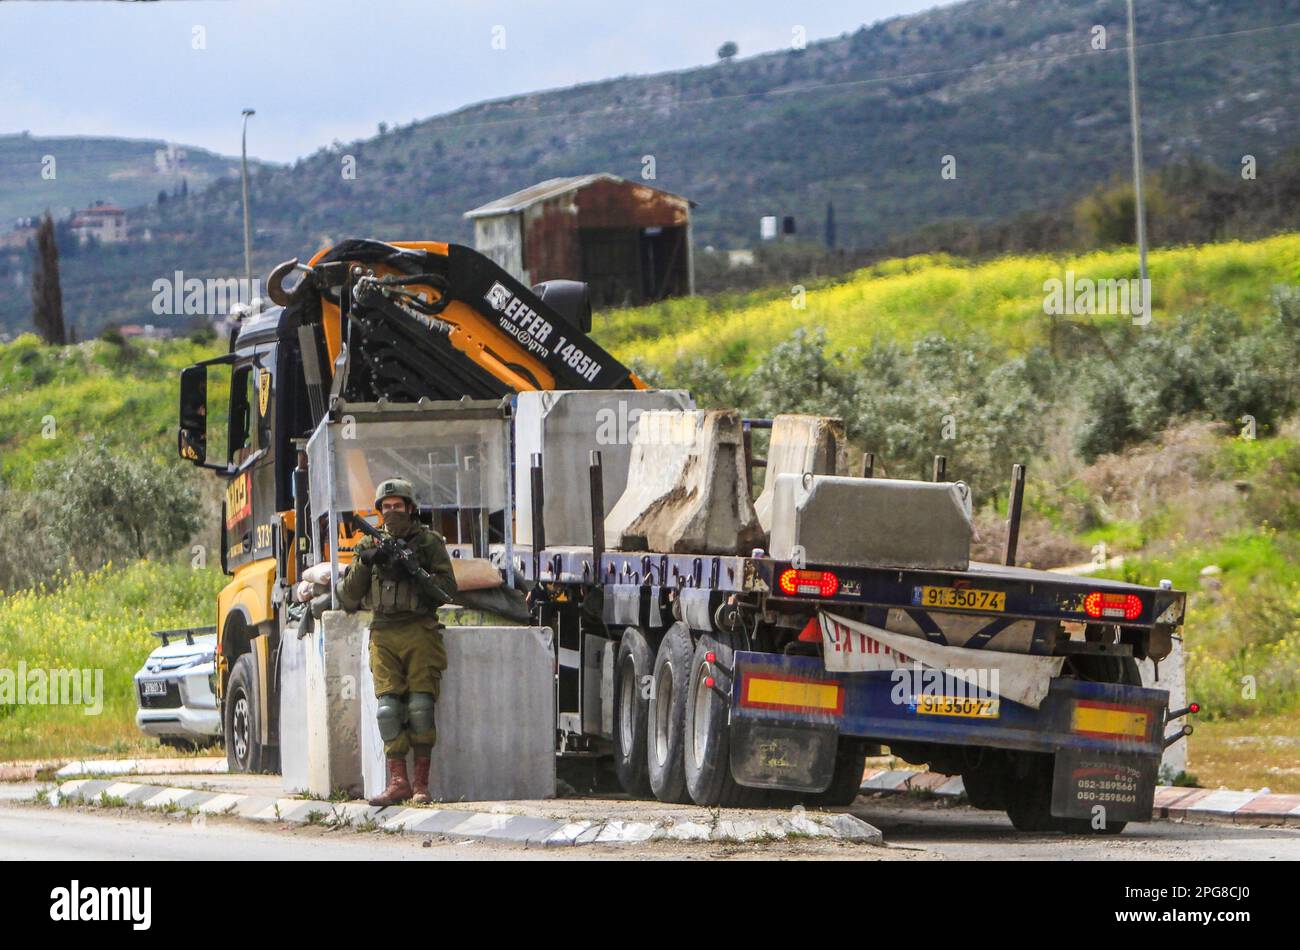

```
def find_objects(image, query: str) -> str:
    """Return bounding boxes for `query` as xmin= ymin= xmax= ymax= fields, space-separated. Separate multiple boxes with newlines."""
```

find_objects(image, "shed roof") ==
xmin=463 ymin=174 xmax=694 ymax=219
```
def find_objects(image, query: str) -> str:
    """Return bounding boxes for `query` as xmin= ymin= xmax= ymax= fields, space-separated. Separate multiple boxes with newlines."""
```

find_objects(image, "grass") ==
xmin=0 ymin=560 xmax=226 ymax=760
xmin=1188 ymin=712 xmax=1300 ymax=794
xmin=0 ymin=334 xmax=223 ymax=489
xmin=602 ymin=233 xmax=1300 ymax=371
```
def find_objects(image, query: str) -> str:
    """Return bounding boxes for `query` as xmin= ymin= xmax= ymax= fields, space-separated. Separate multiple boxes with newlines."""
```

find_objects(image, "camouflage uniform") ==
xmin=337 ymin=492 xmax=457 ymax=760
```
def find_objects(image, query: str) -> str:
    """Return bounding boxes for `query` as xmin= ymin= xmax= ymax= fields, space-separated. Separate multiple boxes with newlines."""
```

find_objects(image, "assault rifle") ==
xmin=346 ymin=514 xmax=454 ymax=606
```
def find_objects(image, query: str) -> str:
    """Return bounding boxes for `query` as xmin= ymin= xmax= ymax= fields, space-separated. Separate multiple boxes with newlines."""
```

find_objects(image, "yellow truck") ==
xmin=176 ymin=239 xmax=643 ymax=771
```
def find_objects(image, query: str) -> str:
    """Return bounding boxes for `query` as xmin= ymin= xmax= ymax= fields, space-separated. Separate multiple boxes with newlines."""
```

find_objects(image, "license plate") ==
xmin=141 ymin=681 xmax=167 ymax=696
xmin=916 ymin=695 xmax=1001 ymax=718
xmin=916 ymin=585 xmax=1005 ymax=612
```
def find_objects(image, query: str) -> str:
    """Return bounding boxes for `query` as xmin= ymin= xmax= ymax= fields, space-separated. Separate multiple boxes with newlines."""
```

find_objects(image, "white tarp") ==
xmin=819 ymin=611 xmax=1065 ymax=710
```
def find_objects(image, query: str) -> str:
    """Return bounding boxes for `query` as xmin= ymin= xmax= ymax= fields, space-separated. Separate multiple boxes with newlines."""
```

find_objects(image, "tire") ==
xmin=1004 ymin=753 xmax=1130 ymax=834
xmin=1066 ymin=654 xmax=1142 ymax=686
xmin=224 ymin=653 xmax=267 ymax=773
xmin=1005 ymin=753 xmax=1056 ymax=832
xmin=647 ymin=622 xmax=693 ymax=803
xmin=809 ymin=740 xmax=868 ymax=807
xmin=683 ymin=632 xmax=752 ymax=806
xmin=961 ymin=764 xmax=1011 ymax=810
xmin=612 ymin=627 xmax=656 ymax=798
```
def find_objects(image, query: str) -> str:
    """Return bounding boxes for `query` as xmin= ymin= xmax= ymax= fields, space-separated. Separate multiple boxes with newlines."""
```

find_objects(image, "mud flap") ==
xmin=1051 ymin=749 xmax=1158 ymax=822
xmin=729 ymin=718 xmax=838 ymax=793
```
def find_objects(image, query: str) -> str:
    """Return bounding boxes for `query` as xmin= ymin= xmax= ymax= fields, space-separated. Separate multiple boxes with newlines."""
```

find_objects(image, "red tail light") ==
xmin=778 ymin=569 xmax=840 ymax=597
xmin=1083 ymin=591 xmax=1143 ymax=621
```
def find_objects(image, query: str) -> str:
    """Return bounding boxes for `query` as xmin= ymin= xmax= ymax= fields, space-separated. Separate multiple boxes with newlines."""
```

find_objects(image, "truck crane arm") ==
xmin=266 ymin=238 xmax=647 ymax=404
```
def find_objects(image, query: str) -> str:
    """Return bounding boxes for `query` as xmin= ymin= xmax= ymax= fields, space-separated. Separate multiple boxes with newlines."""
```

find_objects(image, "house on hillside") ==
xmin=70 ymin=201 xmax=128 ymax=244
xmin=464 ymin=174 xmax=695 ymax=308
xmin=0 ymin=217 xmax=37 ymax=250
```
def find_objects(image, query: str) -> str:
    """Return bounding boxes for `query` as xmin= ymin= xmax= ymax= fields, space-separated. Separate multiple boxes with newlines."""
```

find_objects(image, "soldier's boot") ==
xmin=368 ymin=758 xmax=412 ymax=807
xmin=411 ymin=754 xmax=432 ymax=805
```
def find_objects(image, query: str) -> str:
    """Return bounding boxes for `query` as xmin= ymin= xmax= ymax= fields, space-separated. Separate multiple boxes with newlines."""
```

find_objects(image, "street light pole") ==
xmin=240 ymin=108 xmax=256 ymax=305
xmin=1125 ymin=0 xmax=1150 ymax=322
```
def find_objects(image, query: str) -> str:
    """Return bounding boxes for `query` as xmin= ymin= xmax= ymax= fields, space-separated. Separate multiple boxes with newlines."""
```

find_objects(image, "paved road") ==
xmin=846 ymin=798 xmax=1300 ymax=860
xmin=2 ymin=792 xmax=1296 ymax=860
xmin=0 ymin=800 xmax=621 ymax=861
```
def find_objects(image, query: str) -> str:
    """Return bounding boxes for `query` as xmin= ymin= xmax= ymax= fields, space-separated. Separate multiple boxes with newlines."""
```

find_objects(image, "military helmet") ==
xmin=374 ymin=477 xmax=415 ymax=509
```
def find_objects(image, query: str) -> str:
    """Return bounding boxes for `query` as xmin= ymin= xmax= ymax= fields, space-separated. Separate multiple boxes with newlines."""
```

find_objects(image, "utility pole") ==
xmin=1125 ymin=0 xmax=1150 ymax=323
xmin=240 ymin=108 xmax=256 ymax=304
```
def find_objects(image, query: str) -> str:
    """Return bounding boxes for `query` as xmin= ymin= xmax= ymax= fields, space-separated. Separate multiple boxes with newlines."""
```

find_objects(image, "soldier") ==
xmin=338 ymin=477 xmax=458 ymax=806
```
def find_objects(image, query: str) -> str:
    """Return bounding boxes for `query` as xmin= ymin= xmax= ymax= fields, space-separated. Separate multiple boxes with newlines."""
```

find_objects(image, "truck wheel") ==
xmin=1005 ymin=753 xmax=1131 ymax=834
xmin=961 ymin=765 xmax=1010 ymax=810
xmin=612 ymin=627 xmax=655 ymax=798
xmin=224 ymin=653 xmax=266 ymax=773
xmin=808 ymin=740 xmax=868 ymax=807
xmin=684 ymin=632 xmax=751 ymax=806
xmin=647 ymin=622 xmax=693 ymax=803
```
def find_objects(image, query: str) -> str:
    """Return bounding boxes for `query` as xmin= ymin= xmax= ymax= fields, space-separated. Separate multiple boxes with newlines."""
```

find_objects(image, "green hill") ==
xmin=607 ymin=233 xmax=1300 ymax=369
xmin=3 ymin=0 xmax=1299 ymax=337
xmin=0 ymin=132 xmax=269 ymax=226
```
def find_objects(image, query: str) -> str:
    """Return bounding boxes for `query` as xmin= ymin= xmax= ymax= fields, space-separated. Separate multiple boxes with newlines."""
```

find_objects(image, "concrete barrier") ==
xmin=605 ymin=408 xmax=763 ymax=555
xmin=278 ymin=623 xmax=310 ymax=793
xmin=279 ymin=610 xmax=367 ymax=799
xmin=514 ymin=389 xmax=694 ymax=547
xmin=1142 ymin=636 xmax=1188 ymax=781
xmin=754 ymin=414 xmax=847 ymax=532
xmin=361 ymin=624 xmax=556 ymax=802
xmin=769 ymin=474 xmax=972 ymax=570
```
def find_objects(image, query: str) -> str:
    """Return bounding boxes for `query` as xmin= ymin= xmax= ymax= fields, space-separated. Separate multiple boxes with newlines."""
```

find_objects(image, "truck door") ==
xmin=224 ymin=344 xmax=278 ymax=570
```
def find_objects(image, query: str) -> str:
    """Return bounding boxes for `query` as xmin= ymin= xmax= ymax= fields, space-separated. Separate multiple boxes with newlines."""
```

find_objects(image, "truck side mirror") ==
xmin=179 ymin=363 xmax=216 ymax=467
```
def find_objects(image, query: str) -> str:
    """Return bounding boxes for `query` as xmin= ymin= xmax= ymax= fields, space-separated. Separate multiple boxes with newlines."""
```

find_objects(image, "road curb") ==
xmin=52 ymin=779 xmax=884 ymax=847
xmin=53 ymin=757 xmax=228 ymax=778
xmin=860 ymin=768 xmax=1300 ymax=825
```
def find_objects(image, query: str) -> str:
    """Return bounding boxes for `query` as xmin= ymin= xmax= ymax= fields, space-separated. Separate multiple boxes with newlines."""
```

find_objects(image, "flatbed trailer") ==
xmin=478 ymin=538 xmax=1190 ymax=832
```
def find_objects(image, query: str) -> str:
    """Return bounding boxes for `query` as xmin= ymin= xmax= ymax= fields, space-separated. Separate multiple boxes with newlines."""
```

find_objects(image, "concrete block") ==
xmin=1141 ymin=635 xmax=1188 ymax=780
xmin=754 ymin=414 xmax=846 ymax=532
xmin=277 ymin=624 xmax=310 ymax=794
xmin=361 ymin=625 xmax=556 ymax=802
xmin=769 ymin=474 xmax=972 ymax=570
xmin=605 ymin=408 xmax=763 ymax=555
xmin=299 ymin=608 xmax=366 ymax=800
xmin=514 ymin=389 xmax=694 ymax=546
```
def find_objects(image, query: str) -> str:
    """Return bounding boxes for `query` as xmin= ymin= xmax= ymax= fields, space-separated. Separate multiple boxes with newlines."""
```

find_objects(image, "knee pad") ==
xmin=376 ymin=694 xmax=406 ymax=742
xmin=407 ymin=692 xmax=437 ymax=734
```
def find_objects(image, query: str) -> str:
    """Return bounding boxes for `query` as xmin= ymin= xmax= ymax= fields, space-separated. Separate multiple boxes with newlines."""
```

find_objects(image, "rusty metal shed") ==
xmin=464 ymin=174 xmax=695 ymax=308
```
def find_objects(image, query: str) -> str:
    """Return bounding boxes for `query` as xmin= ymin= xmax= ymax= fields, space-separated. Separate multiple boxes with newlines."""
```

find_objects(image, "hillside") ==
xmin=606 ymin=233 xmax=1300 ymax=369
xmin=2 ymin=0 xmax=1298 ymax=337
xmin=0 ymin=132 xmax=267 ymax=226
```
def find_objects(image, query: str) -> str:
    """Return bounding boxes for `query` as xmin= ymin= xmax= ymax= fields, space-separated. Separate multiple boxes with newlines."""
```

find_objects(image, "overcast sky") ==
xmin=2 ymin=0 xmax=957 ymax=163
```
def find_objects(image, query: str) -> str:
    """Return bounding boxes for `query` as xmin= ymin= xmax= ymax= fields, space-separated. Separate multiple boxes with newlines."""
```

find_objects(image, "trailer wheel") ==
xmin=647 ymin=622 xmax=693 ymax=803
xmin=684 ymin=632 xmax=752 ymax=806
xmin=808 ymin=740 xmax=868 ymax=807
xmin=224 ymin=653 xmax=266 ymax=773
xmin=1005 ymin=753 xmax=1056 ymax=832
xmin=961 ymin=752 xmax=1012 ymax=810
xmin=1004 ymin=753 xmax=1130 ymax=834
xmin=612 ymin=627 xmax=655 ymax=798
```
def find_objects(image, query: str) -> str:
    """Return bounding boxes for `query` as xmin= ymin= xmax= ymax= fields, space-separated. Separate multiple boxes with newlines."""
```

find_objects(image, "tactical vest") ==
xmin=369 ymin=567 xmax=425 ymax=615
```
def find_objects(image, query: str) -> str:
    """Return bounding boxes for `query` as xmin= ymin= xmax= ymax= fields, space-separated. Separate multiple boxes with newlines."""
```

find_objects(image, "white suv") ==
xmin=134 ymin=628 xmax=222 ymax=749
